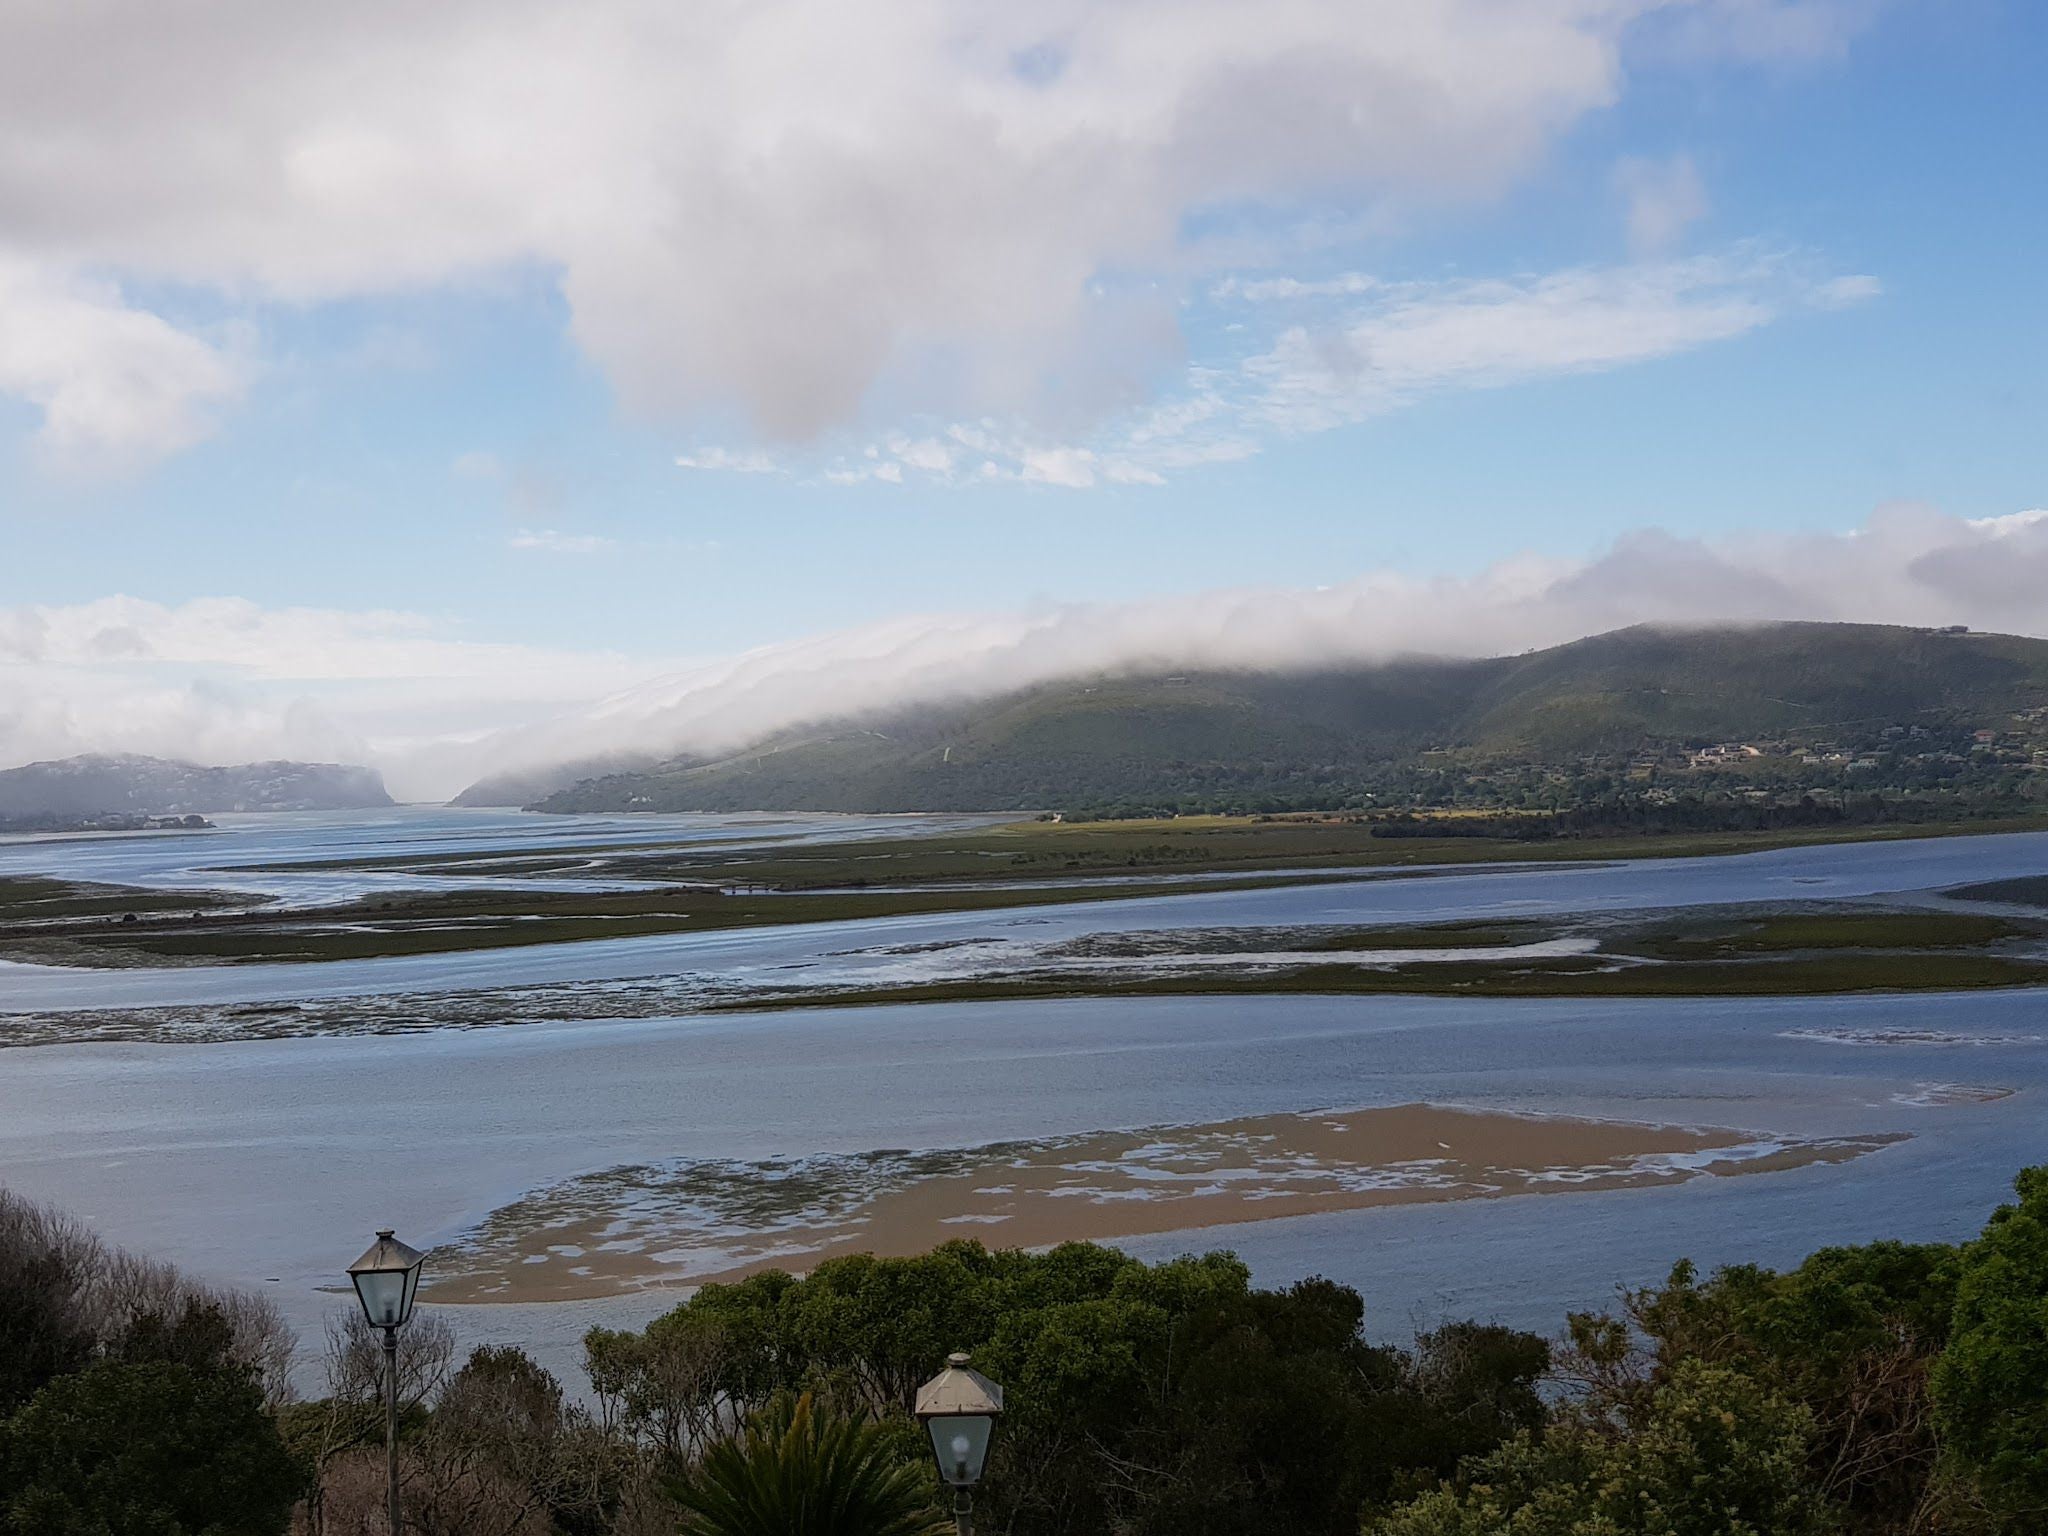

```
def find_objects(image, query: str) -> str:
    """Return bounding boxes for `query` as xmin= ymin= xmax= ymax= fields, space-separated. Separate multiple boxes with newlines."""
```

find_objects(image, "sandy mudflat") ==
xmin=424 ymin=1103 xmax=1904 ymax=1304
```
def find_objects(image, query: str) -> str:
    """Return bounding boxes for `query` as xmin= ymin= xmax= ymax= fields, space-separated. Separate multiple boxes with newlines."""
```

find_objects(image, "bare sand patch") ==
xmin=424 ymin=1103 xmax=1904 ymax=1304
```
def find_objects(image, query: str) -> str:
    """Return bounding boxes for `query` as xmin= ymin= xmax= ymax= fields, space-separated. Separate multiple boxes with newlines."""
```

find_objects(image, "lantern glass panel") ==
xmin=353 ymin=1265 xmax=414 ymax=1329
xmin=925 ymin=1413 xmax=994 ymax=1487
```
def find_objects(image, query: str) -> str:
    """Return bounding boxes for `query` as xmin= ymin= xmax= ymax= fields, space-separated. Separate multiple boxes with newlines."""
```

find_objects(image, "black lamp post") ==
xmin=915 ymin=1351 xmax=1003 ymax=1536
xmin=348 ymin=1229 xmax=425 ymax=1535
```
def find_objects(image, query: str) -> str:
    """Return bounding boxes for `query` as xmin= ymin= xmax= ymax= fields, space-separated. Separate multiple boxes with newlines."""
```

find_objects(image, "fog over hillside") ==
xmin=3 ymin=503 xmax=2046 ymax=801
xmin=462 ymin=504 xmax=2048 ymax=800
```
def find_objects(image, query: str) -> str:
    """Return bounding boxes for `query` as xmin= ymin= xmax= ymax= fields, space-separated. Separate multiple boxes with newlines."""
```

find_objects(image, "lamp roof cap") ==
xmin=348 ymin=1230 xmax=425 ymax=1275
xmin=916 ymin=1352 xmax=1003 ymax=1417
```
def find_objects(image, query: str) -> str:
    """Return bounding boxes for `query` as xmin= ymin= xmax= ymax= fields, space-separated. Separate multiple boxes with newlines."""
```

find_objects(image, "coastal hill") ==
xmin=479 ymin=623 xmax=2048 ymax=815
xmin=0 ymin=753 xmax=394 ymax=819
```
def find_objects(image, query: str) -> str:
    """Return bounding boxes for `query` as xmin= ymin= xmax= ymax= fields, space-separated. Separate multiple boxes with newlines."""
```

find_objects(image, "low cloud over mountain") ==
xmin=4 ymin=503 xmax=2046 ymax=801
xmin=467 ymin=503 xmax=2048 ymax=796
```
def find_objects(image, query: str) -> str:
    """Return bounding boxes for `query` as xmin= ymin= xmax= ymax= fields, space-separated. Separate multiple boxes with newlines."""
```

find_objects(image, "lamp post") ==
xmin=348 ymin=1229 xmax=426 ymax=1536
xmin=915 ymin=1351 xmax=1003 ymax=1536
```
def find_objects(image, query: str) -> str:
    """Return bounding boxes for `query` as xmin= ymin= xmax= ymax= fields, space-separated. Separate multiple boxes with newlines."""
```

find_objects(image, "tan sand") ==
xmin=424 ymin=1102 xmax=1904 ymax=1304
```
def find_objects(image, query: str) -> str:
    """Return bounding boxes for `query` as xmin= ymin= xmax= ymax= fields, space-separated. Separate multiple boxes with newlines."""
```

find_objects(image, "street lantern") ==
xmin=349 ymin=1229 xmax=425 ymax=1330
xmin=916 ymin=1351 xmax=1003 ymax=1536
xmin=347 ymin=1230 xmax=425 ymax=1535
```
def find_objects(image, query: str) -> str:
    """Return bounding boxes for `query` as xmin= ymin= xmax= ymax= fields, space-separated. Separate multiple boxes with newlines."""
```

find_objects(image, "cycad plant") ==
xmin=671 ymin=1391 xmax=950 ymax=1536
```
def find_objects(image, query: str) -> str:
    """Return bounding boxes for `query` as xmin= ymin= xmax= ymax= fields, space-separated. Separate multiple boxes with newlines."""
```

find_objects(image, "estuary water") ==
xmin=1 ymin=809 xmax=2046 ymax=1384
xmin=7 ymin=814 xmax=2048 ymax=1013
xmin=0 ymin=806 xmax=1008 ymax=908
xmin=0 ymin=990 xmax=2041 ymax=1376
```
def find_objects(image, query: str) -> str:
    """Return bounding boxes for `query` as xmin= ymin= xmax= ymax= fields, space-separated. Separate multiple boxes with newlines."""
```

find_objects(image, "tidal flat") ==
xmin=422 ymin=1102 xmax=1906 ymax=1303
xmin=7 ymin=904 xmax=2046 ymax=1049
xmin=709 ymin=906 xmax=2048 ymax=1013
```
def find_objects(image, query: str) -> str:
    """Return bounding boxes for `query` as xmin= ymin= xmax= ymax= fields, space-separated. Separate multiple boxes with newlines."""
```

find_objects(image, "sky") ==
xmin=1 ymin=0 xmax=2044 ymax=798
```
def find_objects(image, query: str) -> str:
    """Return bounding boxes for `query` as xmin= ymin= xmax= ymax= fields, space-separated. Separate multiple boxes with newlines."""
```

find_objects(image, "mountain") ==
xmin=452 ymin=752 xmax=667 ymax=809
xmin=0 ymin=754 xmax=395 ymax=818
xmin=500 ymin=623 xmax=2048 ymax=815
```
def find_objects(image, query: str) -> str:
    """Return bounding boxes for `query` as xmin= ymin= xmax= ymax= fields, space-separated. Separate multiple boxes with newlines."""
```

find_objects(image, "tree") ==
xmin=0 ymin=1190 xmax=101 ymax=1417
xmin=281 ymin=1308 xmax=458 ymax=1535
xmin=586 ymin=1308 xmax=739 ymax=1461
xmin=1622 ymin=1243 xmax=1958 ymax=1528
xmin=405 ymin=1346 xmax=623 ymax=1536
xmin=1933 ymin=1165 xmax=2048 ymax=1520
xmin=606 ymin=1241 xmax=1548 ymax=1536
xmin=1367 ymin=1320 xmax=1551 ymax=1503
xmin=0 ymin=1188 xmax=294 ymax=1417
xmin=1369 ymin=1360 xmax=1832 ymax=1536
xmin=0 ymin=1359 xmax=305 ymax=1535
xmin=668 ymin=1391 xmax=946 ymax=1536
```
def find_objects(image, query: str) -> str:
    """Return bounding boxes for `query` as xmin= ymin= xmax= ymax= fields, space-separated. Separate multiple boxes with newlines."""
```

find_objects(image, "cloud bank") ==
xmin=0 ymin=0 xmax=1875 ymax=463
xmin=8 ymin=505 xmax=2046 ymax=800
xmin=488 ymin=504 xmax=2048 ymax=779
xmin=0 ymin=598 xmax=663 ymax=800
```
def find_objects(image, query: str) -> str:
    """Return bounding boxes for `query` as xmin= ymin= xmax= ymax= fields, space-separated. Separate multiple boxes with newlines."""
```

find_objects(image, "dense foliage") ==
xmin=586 ymin=1244 xmax=1552 ymax=1536
xmin=0 ymin=1191 xmax=303 ymax=1534
xmin=1370 ymin=1360 xmax=1833 ymax=1536
xmin=0 ymin=1359 xmax=305 ymax=1535
xmin=3 ymin=1167 xmax=2045 ymax=1533
xmin=1933 ymin=1166 xmax=2048 ymax=1521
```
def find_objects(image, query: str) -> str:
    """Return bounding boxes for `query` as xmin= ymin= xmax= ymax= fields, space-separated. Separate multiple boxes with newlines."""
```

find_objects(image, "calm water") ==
xmin=0 ymin=990 xmax=2041 ymax=1376
xmin=1 ymin=811 xmax=2045 ymax=1385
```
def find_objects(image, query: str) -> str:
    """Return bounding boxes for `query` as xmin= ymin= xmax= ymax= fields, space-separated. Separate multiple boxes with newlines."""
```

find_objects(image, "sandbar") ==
xmin=425 ymin=1102 xmax=1903 ymax=1303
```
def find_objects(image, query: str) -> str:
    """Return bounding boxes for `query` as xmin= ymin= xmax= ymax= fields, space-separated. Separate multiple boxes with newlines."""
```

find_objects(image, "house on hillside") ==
xmin=1688 ymin=743 xmax=1763 ymax=768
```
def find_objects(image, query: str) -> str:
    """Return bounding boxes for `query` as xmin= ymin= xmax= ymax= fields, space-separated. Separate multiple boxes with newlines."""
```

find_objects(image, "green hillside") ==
xmin=1460 ymin=624 xmax=2048 ymax=753
xmin=520 ymin=623 xmax=2048 ymax=815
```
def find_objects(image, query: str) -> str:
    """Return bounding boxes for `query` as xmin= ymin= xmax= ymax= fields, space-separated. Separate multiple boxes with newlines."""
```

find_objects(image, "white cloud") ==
xmin=1103 ymin=463 xmax=1168 ymax=487
xmin=1213 ymin=273 xmax=1383 ymax=303
xmin=1615 ymin=153 xmax=1709 ymax=254
xmin=0 ymin=596 xmax=667 ymax=800
xmin=1240 ymin=249 xmax=1868 ymax=435
xmin=661 ymin=247 xmax=1875 ymax=491
xmin=1019 ymin=447 xmax=1100 ymax=489
xmin=0 ymin=258 xmax=244 ymax=470
xmin=0 ymin=596 xmax=632 ymax=684
xmin=507 ymin=528 xmax=617 ymax=554
xmin=674 ymin=447 xmax=781 ymax=475
xmin=888 ymin=437 xmax=955 ymax=475
xmin=1814 ymin=273 xmax=1884 ymax=308
xmin=0 ymin=0 xmax=1880 ymax=465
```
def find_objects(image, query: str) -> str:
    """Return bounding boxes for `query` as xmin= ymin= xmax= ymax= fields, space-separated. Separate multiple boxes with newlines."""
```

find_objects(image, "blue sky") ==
xmin=1 ymin=0 xmax=2043 ymax=792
